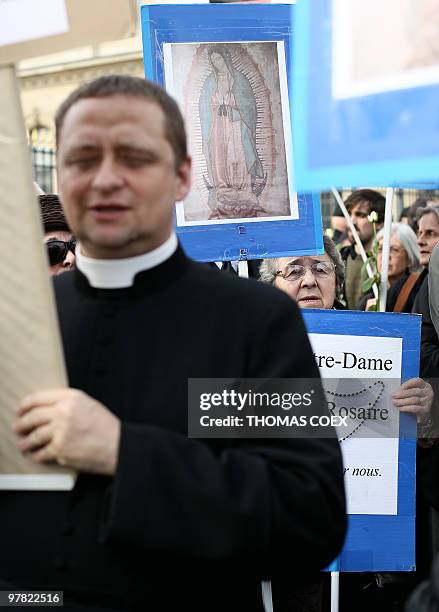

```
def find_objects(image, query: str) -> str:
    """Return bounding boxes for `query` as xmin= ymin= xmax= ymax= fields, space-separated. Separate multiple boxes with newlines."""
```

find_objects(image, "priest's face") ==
xmin=57 ymin=95 xmax=191 ymax=259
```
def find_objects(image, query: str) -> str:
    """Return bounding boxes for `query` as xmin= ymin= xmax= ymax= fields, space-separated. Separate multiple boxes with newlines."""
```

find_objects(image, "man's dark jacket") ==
xmin=0 ymin=247 xmax=346 ymax=611
xmin=415 ymin=274 xmax=439 ymax=379
xmin=414 ymin=274 xmax=439 ymax=514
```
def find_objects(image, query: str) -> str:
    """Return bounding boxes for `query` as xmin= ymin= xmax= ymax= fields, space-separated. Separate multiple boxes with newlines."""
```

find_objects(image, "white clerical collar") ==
xmin=76 ymin=233 xmax=178 ymax=289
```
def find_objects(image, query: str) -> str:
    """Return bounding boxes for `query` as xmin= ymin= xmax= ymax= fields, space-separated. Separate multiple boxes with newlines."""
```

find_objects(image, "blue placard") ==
xmin=400 ymin=184 xmax=439 ymax=190
xmin=141 ymin=3 xmax=323 ymax=261
xmin=293 ymin=0 xmax=439 ymax=192
xmin=302 ymin=309 xmax=419 ymax=572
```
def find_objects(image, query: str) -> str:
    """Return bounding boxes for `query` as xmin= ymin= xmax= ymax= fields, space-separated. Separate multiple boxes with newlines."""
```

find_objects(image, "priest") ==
xmin=4 ymin=75 xmax=346 ymax=611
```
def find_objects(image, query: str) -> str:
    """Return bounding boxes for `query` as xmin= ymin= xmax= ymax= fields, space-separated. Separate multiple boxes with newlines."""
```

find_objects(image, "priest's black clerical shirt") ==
xmin=0 ymin=246 xmax=345 ymax=611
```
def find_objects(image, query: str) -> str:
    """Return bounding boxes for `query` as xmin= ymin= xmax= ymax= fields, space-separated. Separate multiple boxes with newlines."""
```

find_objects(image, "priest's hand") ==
xmin=12 ymin=388 xmax=121 ymax=475
xmin=391 ymin=377 xmax=433 ymax=421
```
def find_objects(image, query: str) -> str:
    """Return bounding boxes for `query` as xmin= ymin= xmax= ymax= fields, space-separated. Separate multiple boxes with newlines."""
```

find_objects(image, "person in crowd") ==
xmin=417 ymin=205 xmax=439 ymax=271
xmin=339 ymin=189 xmax=386 ymax=310
xmin=414 ymin=233 xmax=439 ymax=519
xmin=260 ymin=235 xmax=345 ymax=310
xmin=412 ymin=206 xmax=439 ymax=376
xmin=421 ymin=242 xmax=439 ymax=436
xmin=382 ymin=223 xmax=422 ymax=312
xmin=361 ymin=217 xmax=438 ymax=604
xmin=329 ymin=207 xmax=349 ymax=246
xmin=378 ymin=223 xmax=421 ymax=286
xmin=406 ymin=554 xmax=439 ymax=612
xmin=402 ymin=208 xmax=439 ymax=612
xmin=260 ymin=235 xmax=433 ymax=612
xmin=407 ymin=241 xmax=439 ymax=612
xmin=39 ymin=194 xmax=76 ymax=275
xmin=428 ymin=242 xmax=439 ymax=338
xmin=358 ymin=223 xmax=422 ymax=312
xmin=207 ymin=258 xmax=261 ymax=277
xmin=2 ymin=75 xmax=346 ymax=611
xmin=399 ymin=197 xmax=430 ymax=233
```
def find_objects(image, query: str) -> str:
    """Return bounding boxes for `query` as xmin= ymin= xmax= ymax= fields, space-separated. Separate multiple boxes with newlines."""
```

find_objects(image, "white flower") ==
xmin=368 ymin=211 xmax=378 ymax=223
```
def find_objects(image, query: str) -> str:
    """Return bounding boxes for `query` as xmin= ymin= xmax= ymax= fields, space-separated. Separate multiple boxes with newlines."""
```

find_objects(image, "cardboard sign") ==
xmin=0 ymin=0 xmax=69 ymax=48
xmin=0 ymin=0 xmax=137 ymax=64
xmin=293 ymin=0 xmax=439 ymax=191
xmin=0 ymin=0 xmax=137 ymax=487
xmin=303 ymin=309 xmax=419 ymax=572
xmin=0 ymin=66 xmax=74 ymax=489
xmin=141 ymin=3 xmax=324 ymax=262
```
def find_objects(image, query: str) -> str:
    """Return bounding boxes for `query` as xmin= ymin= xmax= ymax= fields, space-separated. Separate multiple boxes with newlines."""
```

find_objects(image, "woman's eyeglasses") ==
xmin=276 ymin=262 xmax=335 ymax=282
xmin=46 ymin=239 xmax=77 ymax=266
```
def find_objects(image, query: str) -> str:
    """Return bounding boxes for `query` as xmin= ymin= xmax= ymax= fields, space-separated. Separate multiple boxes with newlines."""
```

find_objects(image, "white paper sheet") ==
xmin=332 ymin=0 xmax=439 ymax=98
xmin=309 ymin=333 xmax=402 ymax=515
xmin=0 ymin=0 xmax=68 ymax=48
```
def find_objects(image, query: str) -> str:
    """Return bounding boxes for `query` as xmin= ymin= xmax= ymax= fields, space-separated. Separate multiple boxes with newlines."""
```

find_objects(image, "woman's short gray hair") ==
xmin=259 ymin=235 xmax=345 ymax=299
xmin=376 ymin=222 xmax=421 ymax=273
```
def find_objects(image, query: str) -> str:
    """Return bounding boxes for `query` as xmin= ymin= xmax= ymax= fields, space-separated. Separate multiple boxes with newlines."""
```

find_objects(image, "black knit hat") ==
xmin=39 ymin=194 xmax=70 ymax=234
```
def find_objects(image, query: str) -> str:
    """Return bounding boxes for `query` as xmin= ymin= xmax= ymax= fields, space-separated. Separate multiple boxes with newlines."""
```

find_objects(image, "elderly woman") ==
xmin=359 ymin=223 xmax=421 ymax=312
xmin=260 ymin=235 xmax=345 ymax=310
xmin=377 ymin=223 xmax=421 ymax=285
xmin=260 ymin=234 xmax=433 ymax=612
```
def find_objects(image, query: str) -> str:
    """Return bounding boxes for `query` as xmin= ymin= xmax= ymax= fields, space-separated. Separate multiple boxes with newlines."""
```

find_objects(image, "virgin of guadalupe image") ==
xmin=199 ymin=45 xmax=267 ymax=219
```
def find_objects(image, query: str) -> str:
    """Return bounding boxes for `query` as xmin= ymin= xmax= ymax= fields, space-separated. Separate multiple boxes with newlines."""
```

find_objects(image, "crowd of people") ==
xmin=5 ymin=75 xmax=439 ymax=611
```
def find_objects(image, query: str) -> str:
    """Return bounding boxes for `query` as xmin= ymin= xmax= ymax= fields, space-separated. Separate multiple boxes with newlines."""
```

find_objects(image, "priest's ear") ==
xmin=174 ymin=156 xmax=192 ymax=202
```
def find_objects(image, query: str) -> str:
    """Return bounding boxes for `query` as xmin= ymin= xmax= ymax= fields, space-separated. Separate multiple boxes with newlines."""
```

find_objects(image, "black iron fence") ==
xmin=321 ymin=188 xmax=439 ymax=231
xmin=31 ymin=146 xmax=56 ymax=194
